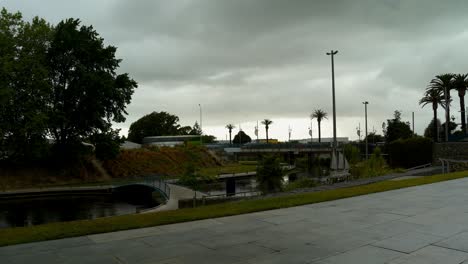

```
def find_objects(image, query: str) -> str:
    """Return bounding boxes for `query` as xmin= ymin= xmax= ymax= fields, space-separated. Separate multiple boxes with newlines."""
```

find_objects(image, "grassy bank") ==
xmin=1 ymin=170 xmax=467 ymax=247
xmin=198 ymin=163 xmax=257 ymax=177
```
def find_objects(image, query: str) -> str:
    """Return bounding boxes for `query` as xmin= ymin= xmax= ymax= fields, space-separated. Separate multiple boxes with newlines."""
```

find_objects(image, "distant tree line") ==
xmin=0 ymin=8 xmax=137 ymax=163
xmin=128 ymin=111 xmax=215 ymax=144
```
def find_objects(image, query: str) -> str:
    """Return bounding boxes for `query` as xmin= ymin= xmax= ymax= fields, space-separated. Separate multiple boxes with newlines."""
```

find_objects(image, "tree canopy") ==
xmin=0 ymin=8 xmax=137 ymax=162
xmin=233 ymin=131 xmax=252 ymax=144
xmin=384 ymin=111 xmax=413 ymax=143
xmin=128 ymin=111 xmax=182 ymax=143
xmin=47 ymin=19 xmax=137 ymax=149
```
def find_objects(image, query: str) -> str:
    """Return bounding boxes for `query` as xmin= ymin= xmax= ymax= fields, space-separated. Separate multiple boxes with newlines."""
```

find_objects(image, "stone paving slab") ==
xmin=2 ymin=177 xmax=468 ymax=263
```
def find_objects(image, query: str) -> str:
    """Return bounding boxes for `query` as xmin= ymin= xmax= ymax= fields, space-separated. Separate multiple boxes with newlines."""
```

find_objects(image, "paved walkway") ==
xmin=146 ymin=184 xmax=205 ymax=212
xmin=2 ymin=177 xmax=468 ymax=263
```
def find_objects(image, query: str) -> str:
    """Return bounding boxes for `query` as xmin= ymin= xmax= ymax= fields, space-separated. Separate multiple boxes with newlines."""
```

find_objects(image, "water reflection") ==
xmin=0 ymin=189 xmax=159 ymax=228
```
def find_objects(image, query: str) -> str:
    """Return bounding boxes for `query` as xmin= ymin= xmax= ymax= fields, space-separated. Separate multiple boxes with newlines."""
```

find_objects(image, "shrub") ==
xmin=256 ymin=155 xmax=284 ymax=193
xmin=344 ymin=144 xmax=360 ymax=164
xmin=284 ymin=177 xmax=317 ymax=191
xmin=350 ymin=147 xmax=390 ymax=178
xmin=388 ymin=137 xmax=433 ymax=168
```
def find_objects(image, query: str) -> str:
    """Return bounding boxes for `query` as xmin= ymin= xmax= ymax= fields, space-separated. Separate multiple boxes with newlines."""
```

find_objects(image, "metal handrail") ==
xmin=405 ymin=163 xmax=432 ymax=171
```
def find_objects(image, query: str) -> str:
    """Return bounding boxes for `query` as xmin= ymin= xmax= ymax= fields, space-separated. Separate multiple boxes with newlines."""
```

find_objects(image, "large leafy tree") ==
xmin=128 ymin=111 xmax=182 ymax=143
xmin=261 ymin=119 xmax=273 ymax=143
xmin=452 ymin=74 xmax=468 ymax=134
xmin=0 ymin=9 xmax=53 ymax=161
xmin=47 ymin=19 xmax=137 ymax=151
xmin=384 ymin=110 xmax=413 ymax=143
xmin=311 ymin=109 xmax=328 ymax=143
xmin=419 ymin=87 xmax=445 ymax=142
xmin=233 ymin=130 xmax=252 ymax=144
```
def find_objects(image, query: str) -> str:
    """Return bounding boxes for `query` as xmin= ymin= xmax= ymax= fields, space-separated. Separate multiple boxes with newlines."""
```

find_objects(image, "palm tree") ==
xmin=261 ymin=119 xmax=273 ymax=143
xmin=452 ymin=74 xmax=468 ymax=133
xmin=311 ymin=109 xmax=328 ymax=143
xmin=225 ymin=124 xmax=235 ymax=145
xmin=419 ymin=87 xmax=444 ymax=142
xmin=429 ymin=73 xmax=454 ymax=138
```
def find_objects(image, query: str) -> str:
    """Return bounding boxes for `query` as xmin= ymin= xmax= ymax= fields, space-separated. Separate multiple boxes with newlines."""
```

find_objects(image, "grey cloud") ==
xmin=3 ymin=0 xmax=468 ymax=139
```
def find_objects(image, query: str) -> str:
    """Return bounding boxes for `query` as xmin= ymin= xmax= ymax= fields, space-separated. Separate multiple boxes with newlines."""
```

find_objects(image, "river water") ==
xmin=0 ymin=190 xmax=159 ymax=228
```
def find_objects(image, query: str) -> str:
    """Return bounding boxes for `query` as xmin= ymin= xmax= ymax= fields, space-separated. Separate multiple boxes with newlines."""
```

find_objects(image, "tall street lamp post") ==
xmin=363 ymin=101 xmax=369 ymax=160
xmin=327 ymin=50 xmax=339 ymax=170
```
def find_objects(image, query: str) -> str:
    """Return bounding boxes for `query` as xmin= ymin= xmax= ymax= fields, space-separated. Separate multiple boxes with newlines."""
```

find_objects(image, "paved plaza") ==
xmin=3 ymin=177 xmax=468 ymax=263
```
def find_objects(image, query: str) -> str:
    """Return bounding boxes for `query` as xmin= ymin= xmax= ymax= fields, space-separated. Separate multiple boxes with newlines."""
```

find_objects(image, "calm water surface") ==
xmin=0 ymin=191 xmax=159 ymax=228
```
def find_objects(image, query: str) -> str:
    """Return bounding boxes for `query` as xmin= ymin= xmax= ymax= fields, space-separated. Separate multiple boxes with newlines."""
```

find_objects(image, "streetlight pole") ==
xmin=327 ymin=50 xmax=339 ymax=170
xmin=198 ymin=104 xmax=202 ymax=144
xmin=363 ymin=101 xmax=369 ymax=160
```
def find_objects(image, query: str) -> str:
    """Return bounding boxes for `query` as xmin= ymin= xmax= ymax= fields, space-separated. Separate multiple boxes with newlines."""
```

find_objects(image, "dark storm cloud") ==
xmin=3 ymin=0 xmax=468 ymax=139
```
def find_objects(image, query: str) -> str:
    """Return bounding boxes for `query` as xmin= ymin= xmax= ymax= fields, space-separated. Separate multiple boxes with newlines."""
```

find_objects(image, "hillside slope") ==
xmin=103 ymin=146 xmax=221 ymax=179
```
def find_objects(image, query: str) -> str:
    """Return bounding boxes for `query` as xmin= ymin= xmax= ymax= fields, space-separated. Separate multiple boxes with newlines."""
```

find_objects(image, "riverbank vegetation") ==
xmin=1 ymin=170 xmax=467 ymax=246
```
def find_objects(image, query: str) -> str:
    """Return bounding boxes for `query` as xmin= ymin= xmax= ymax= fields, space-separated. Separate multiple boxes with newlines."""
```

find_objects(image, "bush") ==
xmin=344 ymin=144 xmax=360 ymax=164
xmin=350 ymin=147 xmax=390 ymax=178
xmin=256 ymin=155 xmax=284 ymax=193
xmin=284 ymin=177 xmax=317 ymax=191
xmin=388 ymin=137 xmax=433 ymax=168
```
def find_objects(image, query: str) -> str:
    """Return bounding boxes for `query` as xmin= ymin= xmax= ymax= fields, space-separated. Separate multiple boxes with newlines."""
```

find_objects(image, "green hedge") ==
xmin=388 ymin=137 xmax=433 ymax=168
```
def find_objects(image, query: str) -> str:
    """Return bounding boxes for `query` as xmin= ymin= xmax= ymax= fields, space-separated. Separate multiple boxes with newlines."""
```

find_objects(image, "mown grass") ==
xmin=1 ymin=170 xmax=467 ymax=247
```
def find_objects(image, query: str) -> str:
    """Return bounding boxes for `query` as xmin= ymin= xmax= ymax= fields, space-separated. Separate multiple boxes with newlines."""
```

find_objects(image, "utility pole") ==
xmin=363 ymin=101 xmax=369 ymax=160
xmin=198 ymin=104 xmax=202 ymax=144
xmin=412 ymin=111 xmax=415 ymax=136
xmin=288 ymin=126 xmax=292 ymax=142
xmin=327 ymin=50 xmax=339 ymax=170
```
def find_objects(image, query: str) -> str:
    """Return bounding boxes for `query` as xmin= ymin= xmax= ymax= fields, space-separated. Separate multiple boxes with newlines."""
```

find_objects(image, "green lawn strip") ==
xmin=1 ymin=170 xmax=467 ymax=247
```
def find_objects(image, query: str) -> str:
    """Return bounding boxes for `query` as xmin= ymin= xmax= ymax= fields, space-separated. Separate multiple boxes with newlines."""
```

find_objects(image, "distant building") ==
xmin=142 ymin=135 xmax=201 ymax=147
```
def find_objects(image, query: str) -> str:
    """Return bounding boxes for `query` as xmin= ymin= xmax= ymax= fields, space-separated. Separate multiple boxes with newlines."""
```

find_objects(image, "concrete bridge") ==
xmin=0 ymin=177 xmax=171 ymax=201
xmin=112 ymin=177 xmax=171 ymax=200
xmin=222 ymin=142 xmax=340 ymax=154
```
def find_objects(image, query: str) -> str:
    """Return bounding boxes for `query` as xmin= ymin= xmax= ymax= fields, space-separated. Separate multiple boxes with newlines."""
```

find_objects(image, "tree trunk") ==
xmin=229 ymin=130 xmax=232 ymax=145
xmin=266 ymin=128 xmax=269 ymax=143
xmin=460 ymin=91 xmax=466 ymax=134
xmin=433 ymin=103 xmax=438 ymax=142
xmin=318 ymin=121 xmax=321 ymax=143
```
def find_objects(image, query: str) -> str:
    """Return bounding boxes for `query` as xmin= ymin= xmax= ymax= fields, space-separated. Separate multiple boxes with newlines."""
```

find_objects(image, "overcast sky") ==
xmin=4 ymin=0 xmax=468 ymax=141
